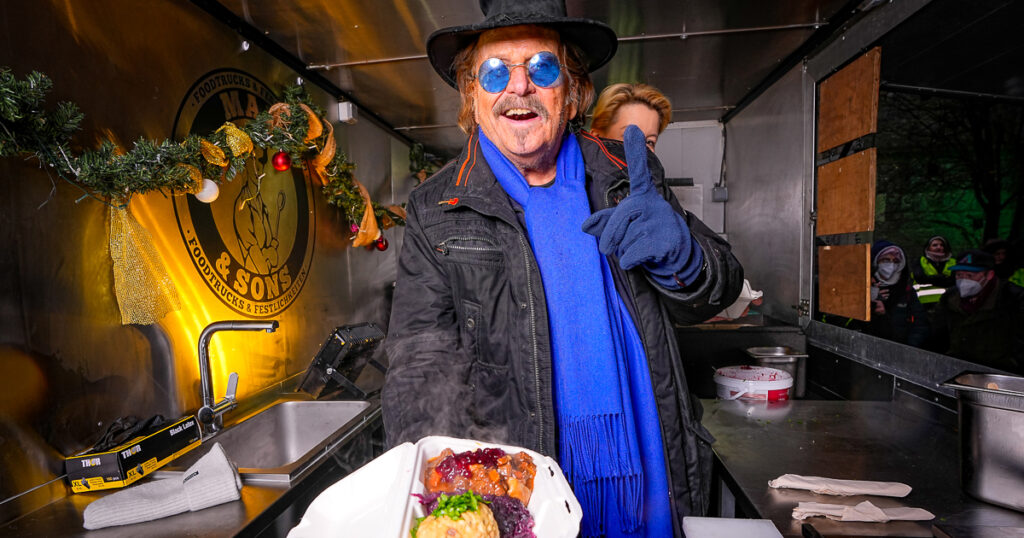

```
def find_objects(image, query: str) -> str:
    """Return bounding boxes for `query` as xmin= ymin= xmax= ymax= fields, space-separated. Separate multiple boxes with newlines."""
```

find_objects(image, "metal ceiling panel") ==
xmin=214 ymin=0 xmax=852 ymax=157
xmin=876 ymin=0 xmax=1024 ymax=99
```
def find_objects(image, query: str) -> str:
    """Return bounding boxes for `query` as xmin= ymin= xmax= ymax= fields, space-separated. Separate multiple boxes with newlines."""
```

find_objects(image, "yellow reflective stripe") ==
xmin=919 ymin=256 xmax=954 ymax=277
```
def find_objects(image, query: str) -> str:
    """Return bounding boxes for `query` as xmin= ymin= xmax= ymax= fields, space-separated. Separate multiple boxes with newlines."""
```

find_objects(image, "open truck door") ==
xmin=815 ymin=47 xmax=881 ymax=321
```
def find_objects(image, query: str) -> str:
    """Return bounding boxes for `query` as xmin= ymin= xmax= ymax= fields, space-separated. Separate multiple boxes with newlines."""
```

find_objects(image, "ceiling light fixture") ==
xmin=337 ymin=101 xmax=357 ymax=124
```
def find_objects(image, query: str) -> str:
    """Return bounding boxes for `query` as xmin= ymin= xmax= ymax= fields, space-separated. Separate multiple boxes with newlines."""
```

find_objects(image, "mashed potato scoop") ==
xmin=413 ymin=492 xmax=499 ymax=538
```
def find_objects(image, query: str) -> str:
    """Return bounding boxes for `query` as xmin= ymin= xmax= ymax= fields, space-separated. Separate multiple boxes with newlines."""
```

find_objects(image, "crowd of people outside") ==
xmin=863 ymin=235 xmax=1024 ymax=373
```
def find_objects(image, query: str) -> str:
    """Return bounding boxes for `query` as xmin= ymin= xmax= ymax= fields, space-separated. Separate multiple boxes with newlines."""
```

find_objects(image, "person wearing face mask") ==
xmin=932 ymin=249 xmax=1024 ymax=373
xmin=866 ymin=241 xmax=929 ymax=347
xmin=911 ymin=235 xmax=955 ymax=290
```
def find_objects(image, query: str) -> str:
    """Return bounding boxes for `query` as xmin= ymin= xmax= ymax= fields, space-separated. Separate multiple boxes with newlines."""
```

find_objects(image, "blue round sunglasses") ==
xmin=475 ymin=51 xmax=564 ymax=93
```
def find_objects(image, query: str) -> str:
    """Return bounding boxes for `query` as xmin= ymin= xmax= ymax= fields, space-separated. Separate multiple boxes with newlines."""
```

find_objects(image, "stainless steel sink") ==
xmin=159 ymin=399 xmax=377 ymax=484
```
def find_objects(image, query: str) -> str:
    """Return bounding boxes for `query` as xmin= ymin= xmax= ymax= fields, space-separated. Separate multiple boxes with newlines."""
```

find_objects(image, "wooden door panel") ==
xmin=817 ymin=47 xmax=881 ymax=152
xmin=816 ymin=148 xmax=876 ymax=236
xmin=815 ymin=47 xmax=881 ymax=321
xmin=818 ymin=244 xmax=871 ymax=321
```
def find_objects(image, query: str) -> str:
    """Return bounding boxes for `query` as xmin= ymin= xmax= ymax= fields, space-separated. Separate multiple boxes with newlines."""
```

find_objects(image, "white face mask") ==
xmin=956 ymin=278 xmax=984 ymax=298
xmin=876 ymin=262 xmax=898 ymax=281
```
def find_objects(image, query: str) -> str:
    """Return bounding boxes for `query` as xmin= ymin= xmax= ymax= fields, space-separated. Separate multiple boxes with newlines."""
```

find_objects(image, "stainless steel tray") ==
xmin=745 ymin=346 xmax=808 ymax=359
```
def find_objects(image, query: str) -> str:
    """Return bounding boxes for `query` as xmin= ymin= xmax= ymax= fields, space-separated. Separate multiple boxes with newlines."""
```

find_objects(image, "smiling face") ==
xmin=595 ymin=102 xmax=662 ymax=150
xmin=927 ymin=239 xmax=947 ymax=255
xmin=472 ymin=26 xmax=575 ymax=182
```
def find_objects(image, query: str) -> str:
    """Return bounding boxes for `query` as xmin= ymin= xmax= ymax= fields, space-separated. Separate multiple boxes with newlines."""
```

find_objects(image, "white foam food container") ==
xmin=288 ymin=435 xmax=582 ymax=538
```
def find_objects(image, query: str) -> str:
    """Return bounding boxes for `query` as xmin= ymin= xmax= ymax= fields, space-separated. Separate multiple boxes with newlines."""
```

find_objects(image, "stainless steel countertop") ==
xmin=0 ymin=401 xmax=382 ymax=537
xmin=1 ymin=482 xmax=290 ymax=537
xmin=701 ymin=399 xmax=1024 ymax=537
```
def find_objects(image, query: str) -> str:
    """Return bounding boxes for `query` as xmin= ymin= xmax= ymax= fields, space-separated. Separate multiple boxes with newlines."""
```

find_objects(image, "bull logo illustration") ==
xmin=172 ymin=69 xmax=315 ymax=318
xmin=234 ymin=148 xmax=286 ymax=275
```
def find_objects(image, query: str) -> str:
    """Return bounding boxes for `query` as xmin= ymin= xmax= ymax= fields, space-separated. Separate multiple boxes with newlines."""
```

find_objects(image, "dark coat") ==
xmin=382 ymin=130 xmax=743 ymax=535
xmin=868 ymin=278 xmax=930 ymax=347
xmin=933 ymin=279 xmax=1024 ymax=372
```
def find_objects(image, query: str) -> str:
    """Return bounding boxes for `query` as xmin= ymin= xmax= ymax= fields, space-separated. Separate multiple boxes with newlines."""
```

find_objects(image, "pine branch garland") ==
xmin=0 ymin=66 xmax=405 ymax=227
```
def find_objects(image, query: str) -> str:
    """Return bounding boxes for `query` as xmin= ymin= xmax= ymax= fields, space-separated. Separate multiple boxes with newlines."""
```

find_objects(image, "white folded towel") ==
xmin=83 ymin=442 xmax=241 ymax=529
xmin=793 ymin=501 xmax=934 ymax=522
xmin=769 ymin=474 xmax=911 ymax=497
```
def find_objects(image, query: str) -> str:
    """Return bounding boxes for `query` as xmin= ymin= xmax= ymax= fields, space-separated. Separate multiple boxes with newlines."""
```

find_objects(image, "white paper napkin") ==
xmin=769 ymin=474 xmax=912 ymax=497
xmin=793 ymin=501 xmax=934 ymax=522
xmin=83 ymin=442 xmax=241 ymax=529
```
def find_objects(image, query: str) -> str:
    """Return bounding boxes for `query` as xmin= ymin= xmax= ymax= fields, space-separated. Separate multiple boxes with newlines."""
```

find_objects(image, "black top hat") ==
xmin=426 ymin=0 xmax=618 ymax=88
xmin=950 ymin=249 xmax=995 ymax=272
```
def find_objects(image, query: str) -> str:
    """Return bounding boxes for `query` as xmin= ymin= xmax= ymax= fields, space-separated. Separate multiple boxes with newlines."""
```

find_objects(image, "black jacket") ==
xmin=382 ymin=130 xmax=744 ymax=534
xmin=933 ymin=279 xmax=1024 ymax=372
xmin=868 ymin=276 xmax=930 ymax=347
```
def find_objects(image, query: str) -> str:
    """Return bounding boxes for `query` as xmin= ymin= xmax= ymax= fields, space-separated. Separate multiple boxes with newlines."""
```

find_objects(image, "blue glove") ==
xmin=582 ymin=125 xmax=704 ymax=287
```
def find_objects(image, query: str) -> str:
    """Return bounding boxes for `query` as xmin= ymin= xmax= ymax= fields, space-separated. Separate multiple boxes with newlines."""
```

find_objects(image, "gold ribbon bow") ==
xmin=177 ymin=163 xmax=204 ymax=193
xmin=200 ymin=139 xmax=227 ymax=167
xmin=351 ymin=176 xmax=380 ymax=248
xmin=215 ymin=122 xmax=253 ymax=158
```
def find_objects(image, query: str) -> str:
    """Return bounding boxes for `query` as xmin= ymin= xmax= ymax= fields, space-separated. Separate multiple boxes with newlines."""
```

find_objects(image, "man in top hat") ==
xmin=932 ymin=249 xmax=1024 ymax=372
xmin=381 ymin=1 xmax=743 ymax=536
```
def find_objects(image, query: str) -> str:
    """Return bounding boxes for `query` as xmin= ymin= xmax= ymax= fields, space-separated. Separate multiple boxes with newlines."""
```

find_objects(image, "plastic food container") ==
xmin=287 ymin=435 xmax=582 ymax=538
xmin=745 ymin=346 xmax=808 ymax=398
xmin=714 ymin=365 xmax=793 ymax=402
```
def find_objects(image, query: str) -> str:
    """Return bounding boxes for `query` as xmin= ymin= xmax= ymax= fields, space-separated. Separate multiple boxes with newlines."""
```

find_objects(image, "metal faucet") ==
xmin=196 ymin=320 xmax=279 ymax=435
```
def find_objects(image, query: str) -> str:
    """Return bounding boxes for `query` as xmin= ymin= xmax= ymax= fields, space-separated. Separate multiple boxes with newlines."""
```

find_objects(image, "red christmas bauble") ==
xmin=375 ymin=236 xmax=389 ymax=251
xmin=272 ymin=151 xmax=291 ymax=171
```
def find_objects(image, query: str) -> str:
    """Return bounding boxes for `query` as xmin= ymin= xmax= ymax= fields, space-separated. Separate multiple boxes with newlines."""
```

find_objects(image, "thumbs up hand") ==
xmin=582 ymin=125 xmax=703 ymax=286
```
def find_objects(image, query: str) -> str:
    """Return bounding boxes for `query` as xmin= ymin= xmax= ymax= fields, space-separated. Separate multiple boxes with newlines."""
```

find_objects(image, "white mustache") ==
xmin=493 ymin=96 xmax=548 ymax=120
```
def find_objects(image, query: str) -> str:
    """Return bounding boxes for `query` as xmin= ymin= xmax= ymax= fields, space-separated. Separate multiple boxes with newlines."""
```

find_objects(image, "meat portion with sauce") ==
xmin=423 ymin=448 xmax=537 ymax=506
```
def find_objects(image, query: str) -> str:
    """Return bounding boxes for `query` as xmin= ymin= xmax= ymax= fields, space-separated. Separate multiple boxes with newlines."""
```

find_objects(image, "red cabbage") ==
xmin=414 ymin=490 xmax=536 ymax=538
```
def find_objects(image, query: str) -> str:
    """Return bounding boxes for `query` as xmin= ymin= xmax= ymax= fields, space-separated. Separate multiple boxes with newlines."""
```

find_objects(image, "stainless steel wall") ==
xmin=656 ymin=121 xmax=726 ymax=235
xmin=0 ymin=1 xmax=409 ymax=521
xmin=722 ymin=65 xmax=814 ymax=325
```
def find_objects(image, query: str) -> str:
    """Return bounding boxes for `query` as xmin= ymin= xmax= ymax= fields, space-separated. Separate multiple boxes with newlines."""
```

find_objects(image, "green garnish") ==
xmin=410 ymin=492 xmax=489 ymax=537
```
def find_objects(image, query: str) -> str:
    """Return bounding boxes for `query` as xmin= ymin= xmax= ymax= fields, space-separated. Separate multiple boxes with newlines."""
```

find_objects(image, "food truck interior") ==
xmin=1 ymin=0 xmax=1022 ymax=536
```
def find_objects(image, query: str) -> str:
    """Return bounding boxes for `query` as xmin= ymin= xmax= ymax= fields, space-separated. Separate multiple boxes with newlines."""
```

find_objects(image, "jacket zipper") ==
xmin=435 ymin=236 xmax=500 ymax=255
xmin=516 ymin=232 xmax=544 ymax=454
xmin=438 ymin=199 xmax=545 ymax=454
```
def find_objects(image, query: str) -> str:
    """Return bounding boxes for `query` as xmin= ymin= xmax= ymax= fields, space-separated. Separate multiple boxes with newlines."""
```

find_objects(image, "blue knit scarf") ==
xmin=479 ymin=130 xmax=671 ymax=537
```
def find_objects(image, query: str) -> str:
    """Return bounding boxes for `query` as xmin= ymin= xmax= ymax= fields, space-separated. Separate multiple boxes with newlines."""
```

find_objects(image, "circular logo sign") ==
xmin=172 ymin=69 xmax=315 ymax=318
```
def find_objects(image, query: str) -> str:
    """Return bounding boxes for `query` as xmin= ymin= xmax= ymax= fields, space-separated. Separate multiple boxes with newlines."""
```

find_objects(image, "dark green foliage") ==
xmin=876 ymin=91 xmax=1023 ymax=251
xmin=409 ymin=142 xmax=443 ymax=177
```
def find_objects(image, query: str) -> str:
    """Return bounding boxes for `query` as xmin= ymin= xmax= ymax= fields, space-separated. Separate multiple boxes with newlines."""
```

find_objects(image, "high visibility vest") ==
xmin=1011 ymin=268 xmax=1024 ymax=288
xmin=913 ymin=283 xmax=945 ymax=304
xmin=919 ymin=256 xmax=954 ymax=277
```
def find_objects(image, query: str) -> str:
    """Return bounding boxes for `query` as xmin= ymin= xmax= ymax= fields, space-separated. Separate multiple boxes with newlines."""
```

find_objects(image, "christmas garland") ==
xmin=409 ymin=142 xmax=444 ymax=183
xmin=0 ymin=66 xmax=405 ymax=239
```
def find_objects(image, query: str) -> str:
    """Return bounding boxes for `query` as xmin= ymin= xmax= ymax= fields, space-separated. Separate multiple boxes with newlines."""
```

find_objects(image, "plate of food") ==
xmin=288 ymin=436 xmax=581 ymax=538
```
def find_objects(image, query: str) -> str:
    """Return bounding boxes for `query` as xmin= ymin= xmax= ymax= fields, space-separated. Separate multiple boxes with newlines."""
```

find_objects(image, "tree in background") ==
xmin=875 ymin=91 xmax=1023 ymax=253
